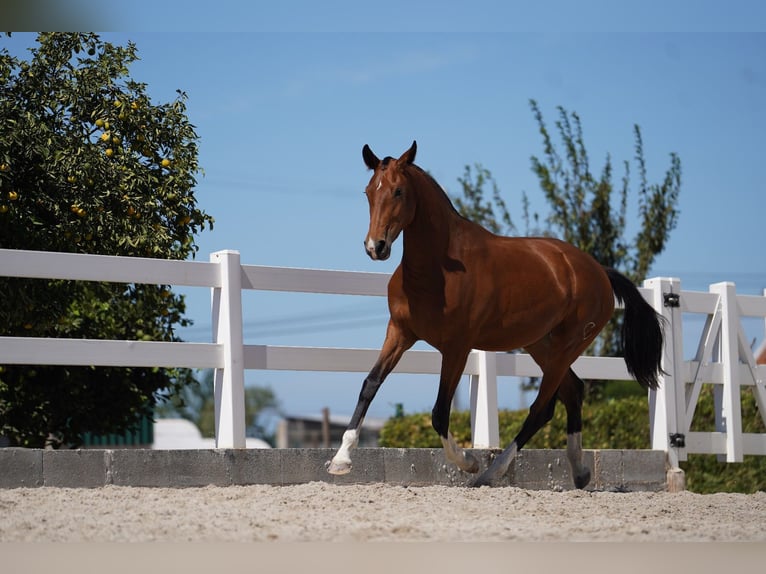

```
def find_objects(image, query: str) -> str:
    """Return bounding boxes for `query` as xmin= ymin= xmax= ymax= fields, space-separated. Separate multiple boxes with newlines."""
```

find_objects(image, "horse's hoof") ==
xmin=461 ymin=453 xmax=480 ymax=474
xmin=325 ymin=459 xmax=352 ymax=475
xmin=470 ymin=466 xmax=503 ymax=487
xmin=470 ymin=473 xmax=497 ymax=488
xmin=469 ymin=444 xmax=516 ymax=487
xmin=574 ymin=468 xmax=591 ymax=489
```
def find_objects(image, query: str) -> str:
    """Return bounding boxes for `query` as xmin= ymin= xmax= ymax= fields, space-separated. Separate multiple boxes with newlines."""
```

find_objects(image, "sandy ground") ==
xmin=1 ymin=483 xmax=765 ymax=543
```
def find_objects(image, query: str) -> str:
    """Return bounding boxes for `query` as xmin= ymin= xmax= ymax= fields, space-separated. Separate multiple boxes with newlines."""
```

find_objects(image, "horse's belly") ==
xmin=410 ymin=301 xmax=558 ymax=353
xmin=470 ymin=320 xmax=552 ymax=352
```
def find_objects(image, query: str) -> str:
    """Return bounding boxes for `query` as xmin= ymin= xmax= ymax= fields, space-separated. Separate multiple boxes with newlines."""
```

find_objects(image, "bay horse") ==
xmin=327 ymin=141 xmax=663 ymax=488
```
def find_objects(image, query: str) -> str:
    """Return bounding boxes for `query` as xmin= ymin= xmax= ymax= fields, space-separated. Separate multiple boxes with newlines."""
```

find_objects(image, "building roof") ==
xmin=152 ymin=418 xmax=270 ymax=449
xmin=282 ymin=413 xmax=387 ymax=430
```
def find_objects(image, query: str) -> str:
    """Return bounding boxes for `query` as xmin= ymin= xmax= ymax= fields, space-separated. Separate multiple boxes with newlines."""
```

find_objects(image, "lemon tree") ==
xmin=0 ymin=33 xmax=214 ymax=447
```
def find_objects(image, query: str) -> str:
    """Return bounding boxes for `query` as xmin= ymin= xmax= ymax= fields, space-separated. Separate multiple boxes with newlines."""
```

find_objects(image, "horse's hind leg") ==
xmin=432 ymin=348 xmax=479 ymax=473
xmin=472 ymin=356 xmax=566 ymax=487
xmin=559 ymin=369 xmax=591 ymax=489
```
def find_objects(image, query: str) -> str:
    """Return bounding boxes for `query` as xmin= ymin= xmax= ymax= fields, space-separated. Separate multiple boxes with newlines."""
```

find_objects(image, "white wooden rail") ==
xmin=1 ymin=247 xmax=765 ymax=465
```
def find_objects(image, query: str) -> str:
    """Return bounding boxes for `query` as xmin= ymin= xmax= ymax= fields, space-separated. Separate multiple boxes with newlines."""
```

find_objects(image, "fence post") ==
xmin=644 ymin=277 xmax=686 ymax=491
xmin=210 ymin=250 xmax=246 ymax=449
xmin=469 ymin=350 xmax=500 ymax=448
xmin=710 ymin=282 xmax=744 ymax=462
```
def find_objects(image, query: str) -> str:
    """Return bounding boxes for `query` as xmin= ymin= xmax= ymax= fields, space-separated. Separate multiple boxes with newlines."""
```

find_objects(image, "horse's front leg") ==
xmin=326 ymin=320 xmax=415 ymax=475
xmin=432 ymin=349 xmax=479 ymax=474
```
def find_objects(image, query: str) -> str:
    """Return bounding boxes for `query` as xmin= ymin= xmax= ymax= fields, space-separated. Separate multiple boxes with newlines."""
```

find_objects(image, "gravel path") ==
xmin=2 ymin=483 xmax=765 ymax=542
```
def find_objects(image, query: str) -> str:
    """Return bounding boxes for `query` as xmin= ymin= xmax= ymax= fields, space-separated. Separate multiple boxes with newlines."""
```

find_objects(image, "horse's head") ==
xmin=362 ymin=140 xmax=418 ymax=261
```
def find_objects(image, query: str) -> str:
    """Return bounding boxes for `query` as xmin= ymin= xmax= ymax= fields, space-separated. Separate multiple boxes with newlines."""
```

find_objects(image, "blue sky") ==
xmin=5 ymin=6 xmax=766 ymax=421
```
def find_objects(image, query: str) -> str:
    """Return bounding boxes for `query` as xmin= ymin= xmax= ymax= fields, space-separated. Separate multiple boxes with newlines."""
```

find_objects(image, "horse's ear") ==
xmin=399 ymin=140 xmax=417 ymax=165
xmin=362 ymin=144 xmax=380 ymax=170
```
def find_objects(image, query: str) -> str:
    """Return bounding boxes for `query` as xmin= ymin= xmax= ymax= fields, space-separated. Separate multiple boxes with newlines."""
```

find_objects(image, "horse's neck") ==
xmin=401 ymin=176 xmax=461 ymax=276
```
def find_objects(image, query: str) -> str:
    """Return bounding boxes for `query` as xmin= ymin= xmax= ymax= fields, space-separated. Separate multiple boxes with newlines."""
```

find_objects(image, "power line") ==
xmin=179 ymin=300 xmax=389 ymax=340
xmin=244 ymin=315 xmax=388 ymax=339
xmin=243 ymin=300 xmax=384 ymax=330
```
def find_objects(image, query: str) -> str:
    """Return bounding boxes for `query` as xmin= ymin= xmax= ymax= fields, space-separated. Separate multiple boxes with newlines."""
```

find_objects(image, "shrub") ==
xmin=379 ymin=391 xmax=766 ymax=493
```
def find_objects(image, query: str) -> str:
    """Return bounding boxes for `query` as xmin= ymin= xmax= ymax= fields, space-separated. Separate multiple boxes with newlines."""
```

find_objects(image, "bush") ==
xmin=379 ymin=391 xmax=766 ymax=493
xmin=680 ymin=386 xmax=766 ymax=493
xmin=379 ymin=396 xmax=651 ymax=450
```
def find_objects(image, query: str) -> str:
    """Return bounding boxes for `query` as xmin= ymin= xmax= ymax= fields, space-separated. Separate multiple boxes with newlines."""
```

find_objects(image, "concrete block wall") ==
xmin=0 ymin=448 xmax=667 ymax=491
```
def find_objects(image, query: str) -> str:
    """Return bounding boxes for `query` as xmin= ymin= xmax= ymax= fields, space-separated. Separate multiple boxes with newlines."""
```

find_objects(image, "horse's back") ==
xmin=468 ymin=234 xmax=610 ymax=296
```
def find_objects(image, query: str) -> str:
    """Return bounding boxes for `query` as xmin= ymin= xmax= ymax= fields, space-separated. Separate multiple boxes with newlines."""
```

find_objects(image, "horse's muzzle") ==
xmin=365 ymin=238 xmax=390 ymax=261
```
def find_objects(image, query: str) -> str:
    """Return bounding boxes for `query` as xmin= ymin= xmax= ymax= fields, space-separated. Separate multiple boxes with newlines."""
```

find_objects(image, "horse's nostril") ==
xmin=364 ymin=238 xmax=389 ymax=260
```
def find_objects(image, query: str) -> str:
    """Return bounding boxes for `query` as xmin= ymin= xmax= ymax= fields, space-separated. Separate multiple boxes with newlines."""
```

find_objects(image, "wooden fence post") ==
xmin=644 ymin=277 xmax=686 ymax=491
xmin=710 ymin=282 xmax=744 ymax=462
xmin=210 ymin=250 xmax=246 ymax=449
xmin=469 ymin=350 xmax=500 ymax=448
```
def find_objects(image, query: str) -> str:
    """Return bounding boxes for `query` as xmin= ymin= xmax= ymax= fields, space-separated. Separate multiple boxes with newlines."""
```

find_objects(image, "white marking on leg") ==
xmin=440 ymin=433 xmax=479 ymax=473
xmin=473 ymin=441 xmax=517 ymax=486
xmin=566 ymin=431 xmax=583 ymax=472
xmin=567 ymin=431 xmax=591 ymax=488
xmin=441 ymin=433 xmax=462 ymax=465
xmin=327 ymin=428 xmax=360 ymax=475
xmin=492 ymin=441 xmax=517 ymax=475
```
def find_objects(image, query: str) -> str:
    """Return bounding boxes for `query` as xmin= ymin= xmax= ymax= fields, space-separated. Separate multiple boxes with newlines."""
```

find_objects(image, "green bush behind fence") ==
xmin=379 ymin=389 xmax=766 ymax=493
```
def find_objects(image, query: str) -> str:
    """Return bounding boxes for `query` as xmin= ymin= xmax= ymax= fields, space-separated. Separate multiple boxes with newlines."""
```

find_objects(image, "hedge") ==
xmin=378 ymin=388 xmax=766 ymax=493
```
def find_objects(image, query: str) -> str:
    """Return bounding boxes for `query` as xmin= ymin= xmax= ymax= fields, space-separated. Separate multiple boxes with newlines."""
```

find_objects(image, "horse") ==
xmin=326 ymin=141 xmax=663 ymax=488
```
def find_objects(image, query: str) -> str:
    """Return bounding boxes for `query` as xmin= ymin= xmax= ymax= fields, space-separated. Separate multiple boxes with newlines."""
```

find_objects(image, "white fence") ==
xmin=645 ymin=278 xmax=766 ymax=465
xmin=1 ymin=248 xmax=765 ymax=466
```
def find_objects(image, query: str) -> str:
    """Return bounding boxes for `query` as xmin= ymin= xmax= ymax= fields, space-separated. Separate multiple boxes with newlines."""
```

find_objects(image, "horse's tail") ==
xmin=604 ymin=267 xmax=664 ymax=390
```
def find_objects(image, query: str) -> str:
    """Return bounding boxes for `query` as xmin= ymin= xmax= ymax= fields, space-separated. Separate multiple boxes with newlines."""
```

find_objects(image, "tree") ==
xmin=451 ymin=100 xmax=681 ymax=396
xmin=156 ymin=370 xmax=281 ymax=445
xmin=0 ymin=33 xmax=214 ymax=447
xmin=453 ymin=164 xmax=515 ymax=235
xmin=527 ymin=99 xmax=681 ymax=286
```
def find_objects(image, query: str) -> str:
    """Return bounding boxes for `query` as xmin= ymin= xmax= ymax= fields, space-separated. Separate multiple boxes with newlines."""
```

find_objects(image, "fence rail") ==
xmin=1 ymin=247 xmax=765 ymax=467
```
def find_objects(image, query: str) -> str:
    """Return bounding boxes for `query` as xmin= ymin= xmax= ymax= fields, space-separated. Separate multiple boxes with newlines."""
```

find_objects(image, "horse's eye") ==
xmin=393 ymin=188 xmax=403 ymax=198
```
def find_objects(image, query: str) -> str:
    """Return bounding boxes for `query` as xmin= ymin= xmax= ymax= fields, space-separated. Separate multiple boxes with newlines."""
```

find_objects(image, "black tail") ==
xmin=604 ymin=267 xmax=664 ymax=390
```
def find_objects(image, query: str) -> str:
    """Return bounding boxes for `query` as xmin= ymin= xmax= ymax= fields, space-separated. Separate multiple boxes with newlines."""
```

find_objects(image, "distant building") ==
xmin=153 ymin=418 xmax=270 ymax=449
xmin=276 ymin=412 xmax=385 ymax=449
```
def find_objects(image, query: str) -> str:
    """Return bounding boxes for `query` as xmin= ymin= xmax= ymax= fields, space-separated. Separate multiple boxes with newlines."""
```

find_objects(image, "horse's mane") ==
xmin=407 ymin=163 xmax=472 ymax=223
xmin=377 ymin=154 xmax=473 ymax=225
